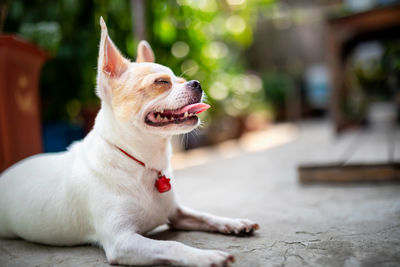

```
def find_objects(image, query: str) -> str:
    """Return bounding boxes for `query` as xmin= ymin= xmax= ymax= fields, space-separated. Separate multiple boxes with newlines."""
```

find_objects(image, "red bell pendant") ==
xmin=155 ymin=174 xmax=171 ymax=193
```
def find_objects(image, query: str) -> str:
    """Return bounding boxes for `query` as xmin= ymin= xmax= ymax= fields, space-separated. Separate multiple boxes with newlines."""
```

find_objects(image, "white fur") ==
xmin=0 ymin=17 xmax=258 ymax=267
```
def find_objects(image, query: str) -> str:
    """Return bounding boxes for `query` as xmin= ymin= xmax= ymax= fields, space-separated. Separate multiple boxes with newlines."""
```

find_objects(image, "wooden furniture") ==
xmin=326 ymin=4 xmax=400 ymax=132
xmin=299 ymin=163 xmax=400 ymax=183
xmin=0 ymin=35 xmax=48 ymax=172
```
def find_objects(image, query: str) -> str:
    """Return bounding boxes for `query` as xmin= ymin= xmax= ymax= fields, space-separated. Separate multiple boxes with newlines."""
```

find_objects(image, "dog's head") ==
xmin=96 ymin=17 xmax=209 ymax=136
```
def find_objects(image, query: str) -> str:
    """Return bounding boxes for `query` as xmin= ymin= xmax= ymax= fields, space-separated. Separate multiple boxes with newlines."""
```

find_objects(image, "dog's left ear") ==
xmin=136 ymin=40 xmax=155 ymax=63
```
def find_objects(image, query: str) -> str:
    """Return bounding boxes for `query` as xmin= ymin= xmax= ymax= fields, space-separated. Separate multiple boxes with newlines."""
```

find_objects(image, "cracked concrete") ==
xmin=1 ymin=121 xmax=400 ymax=266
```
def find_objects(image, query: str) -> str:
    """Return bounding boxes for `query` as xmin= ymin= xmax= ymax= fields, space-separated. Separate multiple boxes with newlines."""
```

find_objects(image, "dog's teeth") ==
xmin=163 ymin=117 xmax=168 ymax=122
xmin=160 ymin=109 xmax=164 ymax=113
xmin=156 ymin=114 xmax=161 ymax=121
xmin=184 ymin=111 xmax=189 ymax=118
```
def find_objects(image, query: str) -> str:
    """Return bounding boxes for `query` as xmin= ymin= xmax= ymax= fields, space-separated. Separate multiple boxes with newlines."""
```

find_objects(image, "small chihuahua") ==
xmin=0 ymin=18 xmax=258 ymax=266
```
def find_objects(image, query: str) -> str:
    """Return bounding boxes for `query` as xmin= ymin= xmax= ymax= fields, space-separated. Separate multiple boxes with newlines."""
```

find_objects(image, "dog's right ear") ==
xmin=96 ymin=17 xmax=129 ymax=101
xmin=136 ymin=40 xmax=155 ymax=63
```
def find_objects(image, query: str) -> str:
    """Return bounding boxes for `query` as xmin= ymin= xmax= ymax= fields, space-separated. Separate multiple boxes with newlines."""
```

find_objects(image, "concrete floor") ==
xmin=1 ymin=121 xmax=400 ymax=267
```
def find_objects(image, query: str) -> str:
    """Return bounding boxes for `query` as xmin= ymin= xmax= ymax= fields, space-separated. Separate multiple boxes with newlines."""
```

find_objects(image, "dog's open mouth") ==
xmin=145 ymin=103 xmax=210 ymax=126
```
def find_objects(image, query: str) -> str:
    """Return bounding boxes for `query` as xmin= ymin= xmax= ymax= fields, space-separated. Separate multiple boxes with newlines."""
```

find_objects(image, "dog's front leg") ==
xmin=103 ymin=231 xmax=234 ymax=266
xmin=169 ymin=206 xmax=259 ymax=235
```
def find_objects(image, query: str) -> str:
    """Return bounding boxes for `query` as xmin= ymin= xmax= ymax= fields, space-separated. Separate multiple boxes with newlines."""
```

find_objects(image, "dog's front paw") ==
xmin=195 ymin=249 xmax=235 ymax=267
xmin=216 ymin=218 xmax=259 ymax=235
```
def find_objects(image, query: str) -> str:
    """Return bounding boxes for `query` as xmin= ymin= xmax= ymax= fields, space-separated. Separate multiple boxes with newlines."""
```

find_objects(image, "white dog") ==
xmin=0 ymin=17 xmax=259 ymax=266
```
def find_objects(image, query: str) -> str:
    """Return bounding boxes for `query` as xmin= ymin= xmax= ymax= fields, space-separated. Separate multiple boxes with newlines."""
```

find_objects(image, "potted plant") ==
xmin=0 ymin=0 xmax=50 ymax=171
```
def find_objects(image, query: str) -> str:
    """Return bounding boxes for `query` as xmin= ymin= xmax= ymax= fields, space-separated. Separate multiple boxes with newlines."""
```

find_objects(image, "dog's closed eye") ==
xmin=154 ymin=78 xmax=170 ymax=85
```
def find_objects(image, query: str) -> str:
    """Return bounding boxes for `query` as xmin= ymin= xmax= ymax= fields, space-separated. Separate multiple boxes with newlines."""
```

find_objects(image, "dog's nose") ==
xmin=187 ymin=80 xmax=202 ymax=93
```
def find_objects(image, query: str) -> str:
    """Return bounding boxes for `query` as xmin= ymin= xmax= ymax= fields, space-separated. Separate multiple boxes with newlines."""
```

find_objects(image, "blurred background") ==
xmin=1 ymin=0 xmax=400 ymax=171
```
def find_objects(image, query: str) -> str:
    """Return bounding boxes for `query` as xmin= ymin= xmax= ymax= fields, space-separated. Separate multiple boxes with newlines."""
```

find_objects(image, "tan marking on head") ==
xmin=176 ymin=77 xmax=186 ymax=84
xmin=111 ymin=65 xmax=171 ymax=122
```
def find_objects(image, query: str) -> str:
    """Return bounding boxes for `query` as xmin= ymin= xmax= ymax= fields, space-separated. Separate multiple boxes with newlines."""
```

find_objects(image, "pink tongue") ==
xmin=179 ymin=103 xmax=210 ymax=114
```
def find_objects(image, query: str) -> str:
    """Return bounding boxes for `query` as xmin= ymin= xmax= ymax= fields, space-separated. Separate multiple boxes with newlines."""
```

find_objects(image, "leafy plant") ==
xmin=19 ymin=21 xmax=61 ymax=54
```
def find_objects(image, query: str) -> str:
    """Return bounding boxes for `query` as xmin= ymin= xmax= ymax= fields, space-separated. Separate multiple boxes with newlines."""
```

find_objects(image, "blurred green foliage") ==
xmin=261 ymin=71 xmax=293 ymax=113
xmin=344 ymin=40 xmax=400 ymax=121
xmin=5 ymin=0 xmax=277 ymax=124
xmin=19 ymin=22 xmax=61 ymax=53
xmin=147 ymin=0 xmax=276 ymax=124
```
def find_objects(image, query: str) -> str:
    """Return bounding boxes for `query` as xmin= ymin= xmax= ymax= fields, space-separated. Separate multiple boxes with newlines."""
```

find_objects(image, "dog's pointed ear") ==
xmin=98 ymin=17 xmax=129 ymax=78
xmin=136 ymin=40 xmax=155 ymax=63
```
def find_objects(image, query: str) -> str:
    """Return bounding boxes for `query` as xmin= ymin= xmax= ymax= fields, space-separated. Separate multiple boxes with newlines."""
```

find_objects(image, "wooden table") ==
xmin=326 ymin=4 xmax=400 ymax=132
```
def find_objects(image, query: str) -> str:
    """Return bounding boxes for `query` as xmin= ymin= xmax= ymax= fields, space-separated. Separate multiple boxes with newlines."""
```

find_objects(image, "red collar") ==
xmin=117 ymin=146 xmax=171 ymax=193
